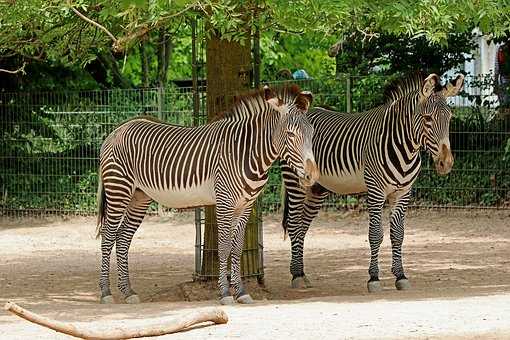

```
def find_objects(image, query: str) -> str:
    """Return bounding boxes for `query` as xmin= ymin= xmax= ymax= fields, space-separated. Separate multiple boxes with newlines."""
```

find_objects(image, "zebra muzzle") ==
xmin=435 ymin=144 xmax=454 ymax=175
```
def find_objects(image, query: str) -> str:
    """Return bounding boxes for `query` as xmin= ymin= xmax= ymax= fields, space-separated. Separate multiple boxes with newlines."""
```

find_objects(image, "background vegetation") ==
xmin=1 ymin=1 xmax=509 ymax=213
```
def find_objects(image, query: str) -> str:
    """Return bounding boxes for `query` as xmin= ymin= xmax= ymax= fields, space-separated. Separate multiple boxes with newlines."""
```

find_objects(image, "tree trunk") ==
xmin=157 ymin=28 xmax=173 ymax=88
xmin=96 ymin=50 xmax=132 ymax=89
xmin=201 ymin=28 xmax=261 ymax=280
xmin=140 ymin=40 xmax=149 ymax=88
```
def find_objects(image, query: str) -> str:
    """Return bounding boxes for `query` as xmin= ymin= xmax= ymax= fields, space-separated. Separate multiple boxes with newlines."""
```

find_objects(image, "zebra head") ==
xmin=418 ymin=73 xmax=464 ymax=175
xmin=264 ymin=85 xmax=319 ymax=187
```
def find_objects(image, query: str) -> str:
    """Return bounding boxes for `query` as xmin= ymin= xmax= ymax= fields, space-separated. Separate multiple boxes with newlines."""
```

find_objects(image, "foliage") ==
xmin=333 ymin=31 xmax=478 ymax=76
xmin=1 ymin=1 xmax=510 ymax=214
xmin=504 ymin=138 xmax=510 ymax=164
xmin=2 ymin=0 xmax=510 ymax=87
xmin=260 ymin=32 xmax=337 ymax=79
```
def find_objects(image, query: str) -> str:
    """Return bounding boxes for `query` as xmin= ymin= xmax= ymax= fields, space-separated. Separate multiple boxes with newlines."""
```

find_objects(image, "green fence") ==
xmin=0 ymin=86 xmax=206 ymax=215
xmin=1 ymin=76 xmax=509 ymax=216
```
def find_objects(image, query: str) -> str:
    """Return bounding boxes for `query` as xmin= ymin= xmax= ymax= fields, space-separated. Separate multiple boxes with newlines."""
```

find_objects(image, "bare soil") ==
xmin=1 ymin=209 xmax=509 ymax=339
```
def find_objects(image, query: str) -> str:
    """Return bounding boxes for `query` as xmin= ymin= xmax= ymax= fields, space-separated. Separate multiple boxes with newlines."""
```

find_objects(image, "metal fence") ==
xmin=264 ymin=76 xmax=510 ymax=210
xmin=1 ymin=75 xmax=509 ymax=217
xmin=0 ymin=86 xmax=206 ymax=215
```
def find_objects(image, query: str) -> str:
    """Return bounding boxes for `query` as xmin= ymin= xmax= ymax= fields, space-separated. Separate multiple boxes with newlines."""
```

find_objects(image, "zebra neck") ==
xmin=232 ymin=111 xmax=280 ymax=175
xmin=389 ymin=94 xmax=421 ymax=160
xmin=262 ymin=114 xmax=281 ymax=171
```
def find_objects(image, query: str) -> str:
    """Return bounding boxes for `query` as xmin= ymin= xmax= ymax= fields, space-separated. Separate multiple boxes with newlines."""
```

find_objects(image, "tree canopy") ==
xmin=1 ymin=0 xmax=509 ymax=89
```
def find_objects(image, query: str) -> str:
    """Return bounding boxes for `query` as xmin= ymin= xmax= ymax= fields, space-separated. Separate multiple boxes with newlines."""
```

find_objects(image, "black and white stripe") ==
xmin=282 ymin=73 xmax=464 ymax=291
xmin=97 ymin=85 xmax=318 ymax=304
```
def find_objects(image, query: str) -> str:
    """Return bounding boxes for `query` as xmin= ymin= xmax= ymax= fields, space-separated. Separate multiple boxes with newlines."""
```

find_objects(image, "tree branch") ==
xmin=67 ymin=1 xmax=201 ymax=52
xmin=0 ymin=62 xmax=27 ymax=75
xmin=114 ymin=26 xmax=149 ymax=52
xmin=356 ymin=27 xmax=380 ymax=42
xmin=159 ymin=2 xmax=200 ymax=21
xmin=67 ymin=1 xmax=118 ymax=46
xmin=114 ymin=3 xmax=196 ymax=52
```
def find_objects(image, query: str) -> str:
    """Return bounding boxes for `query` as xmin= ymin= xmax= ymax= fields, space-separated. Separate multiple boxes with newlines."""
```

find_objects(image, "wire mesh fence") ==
xmin=261 ymin=75 xmax=510 ymax=211
xmin=1 ymin=75 xmax=509 ymax=218
xmin=0 ymin=86 xmax=206 ymax=215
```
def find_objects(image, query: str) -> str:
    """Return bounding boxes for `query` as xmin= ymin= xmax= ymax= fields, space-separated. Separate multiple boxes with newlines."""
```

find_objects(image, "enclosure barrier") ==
xmin=1 ymin=75 xmax=509 ymax=278
xmin=1 ymin=75 xmax=508 ymax=214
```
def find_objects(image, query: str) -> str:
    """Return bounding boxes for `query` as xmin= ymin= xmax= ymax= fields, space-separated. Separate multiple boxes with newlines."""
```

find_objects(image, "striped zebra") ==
xmin=96 ymin=85 xmax=319 ymax=305
xmin=281 ymin=73 xmax=464 ymax=292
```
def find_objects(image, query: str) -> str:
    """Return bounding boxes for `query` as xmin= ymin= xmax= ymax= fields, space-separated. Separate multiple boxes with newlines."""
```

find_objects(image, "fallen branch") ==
xmin=4 ymin=302 xmax=228 ymax=340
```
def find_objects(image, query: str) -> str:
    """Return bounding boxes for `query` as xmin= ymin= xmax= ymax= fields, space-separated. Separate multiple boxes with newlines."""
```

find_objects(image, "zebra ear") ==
xmin=264 ymin=85 xmax=285 ymax=112
xmin=442 ymin=74 xmax=464 ymax=97
xmin=422 ymin=74 xmax=440 ymax=98
xmin=263 ymin=85 xmax=274 ymax=101
xmin=294 ymin=91 xmax=313 ymax=111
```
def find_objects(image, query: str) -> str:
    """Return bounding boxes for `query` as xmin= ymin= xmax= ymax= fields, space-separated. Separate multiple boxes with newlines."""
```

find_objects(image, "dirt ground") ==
xmin=1 ymin=209 xmax=509 ymax=339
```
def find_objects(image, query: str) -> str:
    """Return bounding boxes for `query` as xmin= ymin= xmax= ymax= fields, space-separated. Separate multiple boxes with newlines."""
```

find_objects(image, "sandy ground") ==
xmin=0 ymin=209 xmax=509 ymax=339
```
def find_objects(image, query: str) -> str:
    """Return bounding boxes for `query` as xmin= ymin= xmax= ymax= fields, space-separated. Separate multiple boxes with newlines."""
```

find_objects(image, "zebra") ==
xmin=281 ymin=73 xmax=464 ymax=292
xmin=96 ymin=85 xmax=319 ymax=305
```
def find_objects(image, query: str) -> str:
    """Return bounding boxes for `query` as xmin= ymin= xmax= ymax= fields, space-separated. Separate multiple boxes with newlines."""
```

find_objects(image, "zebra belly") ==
xmin=141 ymin=179 xmax=216 ymax=208
xmin=319 ymin=171 xmax=367 ymax=195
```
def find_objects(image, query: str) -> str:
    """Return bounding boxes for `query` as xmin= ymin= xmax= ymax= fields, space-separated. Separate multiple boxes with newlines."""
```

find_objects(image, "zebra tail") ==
xmin=96 ymin=174 xmax=106 ymax=240
xmin=281 ymin=185 xmax=289 ymax=240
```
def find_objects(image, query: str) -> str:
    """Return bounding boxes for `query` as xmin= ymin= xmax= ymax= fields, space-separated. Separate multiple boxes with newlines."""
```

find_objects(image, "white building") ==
xmin=446 ymin=30 xmax=500 ymax=108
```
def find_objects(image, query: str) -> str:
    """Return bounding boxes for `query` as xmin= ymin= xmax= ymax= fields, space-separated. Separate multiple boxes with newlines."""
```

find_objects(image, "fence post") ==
xmin=346 ymin=74 xmax=352 ymax=113
xmin=157 ymin=86 xmax=164 ymax=217
xmin=191 ymin=17 xmax=202 ymax=278
xmin=252 ymin=11 xmax=264 ymax=284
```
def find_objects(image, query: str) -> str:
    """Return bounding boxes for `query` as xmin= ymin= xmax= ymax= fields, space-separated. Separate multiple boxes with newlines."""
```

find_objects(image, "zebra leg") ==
xmin=216 ymin=203 xmax=234 ymax=305
xmin=291 ymin=184 xmax=328 ymax=289
xmin=389 ymin=190 xmax=411 ymax=291
xmin=282 ymin=163 xmax=306 ymax=286
xmin=366 ymin=190 xmax=386 ymax=293
xmin=230 ymin=205 xmax=256 ymax=304
xmin=99 ymin=190 xmax=132 ymax=304
xmin=116 ymin=189 xmax=152 ymax=303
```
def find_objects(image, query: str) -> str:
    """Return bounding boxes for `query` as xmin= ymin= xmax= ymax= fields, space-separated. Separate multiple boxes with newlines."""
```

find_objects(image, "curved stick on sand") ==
xmin=4 ymin=302 xmax=228 ymax=339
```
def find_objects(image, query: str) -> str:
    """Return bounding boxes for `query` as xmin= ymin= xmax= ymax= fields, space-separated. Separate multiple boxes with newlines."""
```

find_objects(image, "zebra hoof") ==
xmin=125 ymin=294 xmax=141 ymax=304
xmin=291 ymin=276 xmax=313 ymax=289
xmin=220 ymin=295 xmax=235 ymax=306
xmin=367 ymin=280 xmax=383 ymax=293
xmin=395 ymin=278 xmax=411 ymax=291
xmin=219 ymin=296 xmax=235 ymax=305
xmin=100 ymin=295 xmax=114 ymax=304
xmin=236 ymin=294 xmax=254 ymax=304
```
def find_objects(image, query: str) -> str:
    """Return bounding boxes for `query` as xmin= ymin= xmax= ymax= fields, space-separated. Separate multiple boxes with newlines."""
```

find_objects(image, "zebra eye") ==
xmin=287 ymin=131 xmax=296 ymax=138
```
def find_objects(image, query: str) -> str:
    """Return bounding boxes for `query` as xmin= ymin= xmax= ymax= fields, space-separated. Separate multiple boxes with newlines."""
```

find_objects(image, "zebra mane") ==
xmin=383 ymin=72 xmax=443 ymax=103
xmin=215 ymin=84 xmax=302 ymax=120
